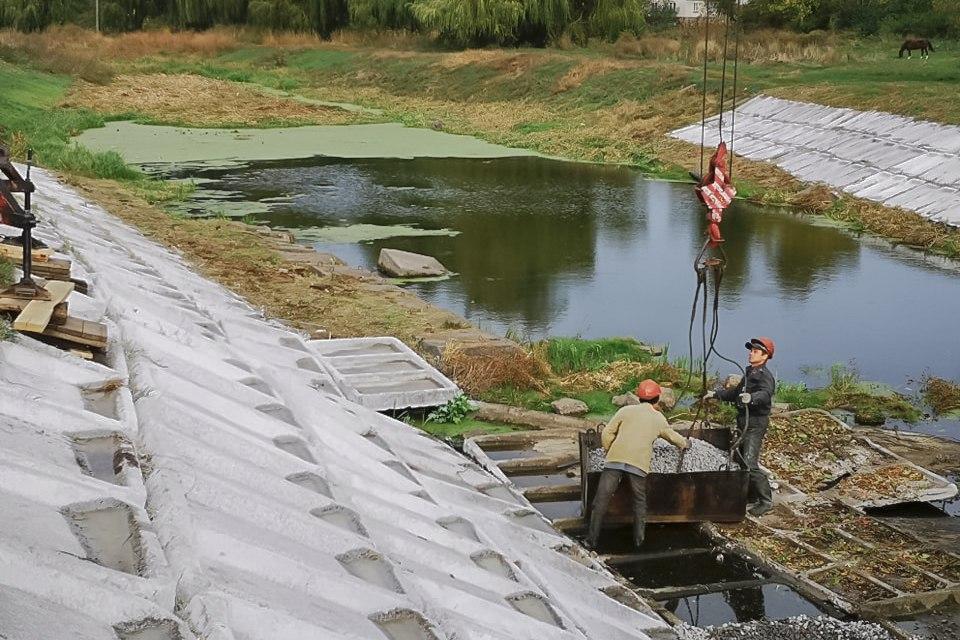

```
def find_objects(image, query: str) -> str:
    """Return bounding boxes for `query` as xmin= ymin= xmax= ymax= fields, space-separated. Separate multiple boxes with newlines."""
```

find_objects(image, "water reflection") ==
xmin=169 ymin=155 xmax=960 ymax=386
xmin=664 ymin=583 xmax=826 ymax=627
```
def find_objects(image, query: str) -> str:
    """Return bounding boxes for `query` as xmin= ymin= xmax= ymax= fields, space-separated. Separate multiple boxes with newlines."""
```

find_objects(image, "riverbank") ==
xmin=3 ymin=28 xmax=960 ymax=254
xmin=2 ymin=27 xmax=960 ymax=434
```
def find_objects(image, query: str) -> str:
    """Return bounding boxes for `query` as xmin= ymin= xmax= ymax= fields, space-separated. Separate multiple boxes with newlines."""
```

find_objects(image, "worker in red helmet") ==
xmin=586 ymin=379 xmax=690 ymax=550
xmin=704 ymin=337 xmax=777 ymax=517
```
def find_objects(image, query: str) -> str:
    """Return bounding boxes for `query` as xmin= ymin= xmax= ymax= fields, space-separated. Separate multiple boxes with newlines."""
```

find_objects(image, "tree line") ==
xmin=0 ymin=0 xmax=954 ymax=46
xmin=741 ymin=0 xmax=959 ymax=39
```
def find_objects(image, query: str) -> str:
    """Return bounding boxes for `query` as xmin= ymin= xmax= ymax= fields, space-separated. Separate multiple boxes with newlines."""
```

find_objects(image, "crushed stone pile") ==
xmin=587 ymin=438 xmax=736 ymax=473
xmin=675 ymin=616 xmax=895 ymax=640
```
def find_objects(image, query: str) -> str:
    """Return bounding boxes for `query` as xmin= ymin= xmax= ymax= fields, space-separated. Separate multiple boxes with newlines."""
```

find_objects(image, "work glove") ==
xmin=739 ymin=392 xmax=752 ymax=404
xmin=702 ymin=390 xmax=717 ymax=401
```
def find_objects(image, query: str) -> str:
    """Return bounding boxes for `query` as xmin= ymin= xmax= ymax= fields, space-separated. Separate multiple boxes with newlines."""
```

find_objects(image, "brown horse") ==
xmin=899 ymin=39 xmax=934 ymax=59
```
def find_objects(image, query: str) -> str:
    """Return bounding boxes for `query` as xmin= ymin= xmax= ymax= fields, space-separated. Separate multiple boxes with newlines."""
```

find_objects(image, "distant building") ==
xmin=653 ymin=0 xmax=749 ymax=19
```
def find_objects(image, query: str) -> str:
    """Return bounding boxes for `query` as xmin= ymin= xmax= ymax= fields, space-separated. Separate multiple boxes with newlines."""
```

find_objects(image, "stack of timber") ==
xmin=0 ymin=244 xmax=87 ymax=294
xmin=0 ymin=280 xmax=107 ymax=349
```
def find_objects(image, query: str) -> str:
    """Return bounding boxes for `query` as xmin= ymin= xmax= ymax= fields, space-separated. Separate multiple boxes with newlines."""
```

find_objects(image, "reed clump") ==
xmin=441 ymin=343 xmax=551 ymax=395
xmin=924 ymin=377 xmax=960 ymax=415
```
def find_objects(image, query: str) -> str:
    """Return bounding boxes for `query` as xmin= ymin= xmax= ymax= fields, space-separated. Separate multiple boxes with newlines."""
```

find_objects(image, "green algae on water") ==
xmin=74 ymin=121 xmax=539 ymax=166
xmin=286 ymin=223 xmax=459 ymax=244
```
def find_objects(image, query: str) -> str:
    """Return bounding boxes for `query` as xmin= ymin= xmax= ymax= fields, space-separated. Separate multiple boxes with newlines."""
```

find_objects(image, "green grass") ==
xmin=286 ymin=49 xmax=358 ymax=72
xmin=0 ymin=257 xmax=13 ymax=287
xmin=0 ymin=318 xmax=14 ymax=342
xmin=775 ymin=381 xmax=828 ymax=409
xmin=413 ymin=417 xmax=520 ymax=439
xmin=816 ymin=363 xmax=923 ymax=422
xmin=0 ymin=62 xmax=140 ymax=180
xmin=543 ymin=337 xmax=656 ymax=375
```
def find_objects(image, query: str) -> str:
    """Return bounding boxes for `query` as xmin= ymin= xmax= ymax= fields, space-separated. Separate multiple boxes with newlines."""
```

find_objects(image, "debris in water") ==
xmin=675 ymin=615 xmax=895 ymax=639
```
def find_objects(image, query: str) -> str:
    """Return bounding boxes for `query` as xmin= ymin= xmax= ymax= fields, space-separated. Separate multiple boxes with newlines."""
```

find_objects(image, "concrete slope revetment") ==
xmin=671 ymin=95 xmax=960 ymax=226
xmin=0 ymin=167 xmax=676 ymax=640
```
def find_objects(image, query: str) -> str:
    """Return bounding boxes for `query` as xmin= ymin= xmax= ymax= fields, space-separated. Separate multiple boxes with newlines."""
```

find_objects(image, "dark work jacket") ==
xmin=718 ymin=364 xmax=776 ymax=417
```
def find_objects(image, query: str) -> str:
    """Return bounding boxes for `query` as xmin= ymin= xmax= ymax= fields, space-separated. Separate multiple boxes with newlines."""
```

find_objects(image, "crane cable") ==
xmin=678 ymin=0 xmax=748 ymax=470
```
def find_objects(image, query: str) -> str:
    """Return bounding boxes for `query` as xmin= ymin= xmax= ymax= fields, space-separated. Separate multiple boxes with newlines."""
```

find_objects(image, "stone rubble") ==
xmin=552 ymin=398 xmax=590 ymax=416
xmin=675 ymin=616 xmax=896 ymax=640
xmin=587 ymin=439 xmax=736 ymax=474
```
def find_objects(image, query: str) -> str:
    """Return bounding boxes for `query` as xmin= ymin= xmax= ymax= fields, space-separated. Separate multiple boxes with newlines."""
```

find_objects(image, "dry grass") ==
xmin=0 ymin=26 xmax=114 ymax=83
xmin=436 ymin=49 xmax=545 ymax=73
xmin=60 ymin=74 xmax=356 ymax=127
xmin=924 ymin=377 xmax=960 ymax=415
xmin=103 ymin=27 xmax=241 ymax=58
xmin=67 ymin=176 xmax=467 ymax=346
xmin=612 ymin=27 xmax=843 ymax=65
xmin=326 ymin=28 xmax=430 ymax=50
xmin=613 ymin=34 xmax=682 ymax=60
xmin=441 ymin=344 xmax=550 ymax=395
xmin=553 ymin=59 xmax=635 ymax=93
xmin=557 ymin=360 xmax=654 ymax=393
xmin=766 ymin=84 xmax=960 ymax=127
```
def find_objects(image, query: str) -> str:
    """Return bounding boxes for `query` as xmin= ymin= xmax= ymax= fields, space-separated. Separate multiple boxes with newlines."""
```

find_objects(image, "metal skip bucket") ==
xmin=580 ymin=428 xmax=749 ymax=525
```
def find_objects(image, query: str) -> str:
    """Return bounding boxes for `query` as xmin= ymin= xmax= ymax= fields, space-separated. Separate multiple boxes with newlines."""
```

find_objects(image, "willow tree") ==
xmin=410 ymin=0 xmax=525 ymax=46
xmin=306 ymin=0 xmax=347 ymax=38
xmin=248 ymin=0 xmax=307 ymax=29
xmin=587 ymin=0 xmax=644 ymax=40
xmin=519 ymin=0 xmax=570 ymax=45
xmin=349 ymin=0 xmax=414 ymax=30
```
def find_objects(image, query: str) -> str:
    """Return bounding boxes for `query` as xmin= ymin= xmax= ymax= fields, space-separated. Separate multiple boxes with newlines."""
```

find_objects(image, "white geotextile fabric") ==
xmin=0 ymin=168 xmax=675 ymax=640
xmin=671 ymin=95 xmax=960 ymax=226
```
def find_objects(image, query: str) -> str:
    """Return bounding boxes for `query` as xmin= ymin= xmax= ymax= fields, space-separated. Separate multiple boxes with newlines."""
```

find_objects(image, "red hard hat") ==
xmin=745 ymin=337 xmax=775 ymax=359
xmin=635 ymin=379 xmax=662 ymax=401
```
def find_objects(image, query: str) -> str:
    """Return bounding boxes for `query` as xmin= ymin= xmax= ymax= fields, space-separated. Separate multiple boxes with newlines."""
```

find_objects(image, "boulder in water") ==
xmin=378 ymin=248 xmax=447 ymax=278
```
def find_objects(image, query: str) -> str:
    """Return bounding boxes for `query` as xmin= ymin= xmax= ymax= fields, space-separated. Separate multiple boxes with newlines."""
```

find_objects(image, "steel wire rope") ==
xmin=684 ymin=0 xmax=750 ymax=469
xmin=728 ymin=0 xmax=743 ymax=181
xmin=717 ymin=8 xmax=731 ymax=142
xmin=698 ymin=3 xmax=711 ymax=179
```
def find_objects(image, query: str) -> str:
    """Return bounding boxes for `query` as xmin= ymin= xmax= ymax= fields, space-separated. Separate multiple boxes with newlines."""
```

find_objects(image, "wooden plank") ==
xmin=497 ymin=452 xmax=579 ymax=475
xmin=42 ymin=316 xmax=108 ymax=349
xmin=68 ymin=349 xmax=94 ymax=360
xmin=522 ymin=483 xmax=580 ymax=503
xmin=0 ymin=242 xmax=53 ymax=262
xmin=32 ymin=257 xmax=72 ymax=278
xmin=0 ymin=299 xmax=66 ymax=324
xmin=13 ymin=281 xmax=74 ymax=332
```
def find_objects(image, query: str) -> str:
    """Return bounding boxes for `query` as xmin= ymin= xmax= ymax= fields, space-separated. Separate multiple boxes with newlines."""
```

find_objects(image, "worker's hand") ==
xmin=682 ymin=438 xmax=691 ymax=450
xmin=702 ymin=390 xmax=717 ymax=401
xmin=739 ymin=392 xmax=752 ymax=404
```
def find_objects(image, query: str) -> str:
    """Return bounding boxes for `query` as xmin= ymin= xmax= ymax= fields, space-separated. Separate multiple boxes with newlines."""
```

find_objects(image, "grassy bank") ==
xmin=0 ymin=28 xmax=957 ymax=428
xmin=3 ymin=27 xmax=957 ymax=257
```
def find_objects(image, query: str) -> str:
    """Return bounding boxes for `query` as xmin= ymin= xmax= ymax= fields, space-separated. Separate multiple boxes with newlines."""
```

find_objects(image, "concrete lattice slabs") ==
xmin=0 ymin=167 xmax=676 ymax=640
xmin=671 ymin=96 xmax=960 ymax=226
xmin=308 ymin=336 xmax=461 ymax=410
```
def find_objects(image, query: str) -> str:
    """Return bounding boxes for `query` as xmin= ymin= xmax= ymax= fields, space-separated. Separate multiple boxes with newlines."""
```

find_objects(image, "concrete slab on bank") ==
xmin=308 ymin=336 xmax=461 ymax=410
xmin=671 ymin=95 xmax=960 ymax=226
